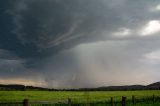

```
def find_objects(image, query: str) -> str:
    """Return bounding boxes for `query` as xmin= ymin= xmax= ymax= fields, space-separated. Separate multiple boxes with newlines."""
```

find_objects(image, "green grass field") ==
xmin=0 ymin=90 xmax=160 ymax=106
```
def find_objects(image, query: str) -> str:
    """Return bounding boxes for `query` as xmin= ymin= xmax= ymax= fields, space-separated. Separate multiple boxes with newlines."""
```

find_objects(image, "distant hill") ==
xmin=0 ymin=82 xmax=160 ymax=91
xmin=97 ymin=85 xmax=145 ymax=91
xmin=146 ymin=82 xmax=160 ymax=89
xmin=0 ymin=84 xmax=25 ymax=90
xmin=0 ymin=84 xmax=52 ymax=91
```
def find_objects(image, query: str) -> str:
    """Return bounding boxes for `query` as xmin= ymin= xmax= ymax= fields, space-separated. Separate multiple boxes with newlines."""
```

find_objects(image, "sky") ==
xmin=0 ymin=0 xmax=160 ymax=88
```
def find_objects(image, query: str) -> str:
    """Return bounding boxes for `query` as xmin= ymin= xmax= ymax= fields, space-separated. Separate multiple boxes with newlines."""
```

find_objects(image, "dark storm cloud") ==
xmin=11 ymin=0 xmax=158 ymax=49
xmin=0 ymin=0 xmax=160 ymax=88
xmin=0 ymin=49 xmax=18 ymax=60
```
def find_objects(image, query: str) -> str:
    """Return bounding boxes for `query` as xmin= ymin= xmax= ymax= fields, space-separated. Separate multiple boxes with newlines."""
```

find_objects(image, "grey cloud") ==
xmin=1 ymin=0 xmax=160 ymax=88
xmin=1 ymin=40 xmax=160 ymax=88
xmin=0 ymin=49 xmax=34 ymax=79
xmin=25 ymin=40 xmax=160 ymax=88
xmin=0 ymin=49 xmax=19 ymax=60
xmin=10 ymin=0 xmax=160 ymax=50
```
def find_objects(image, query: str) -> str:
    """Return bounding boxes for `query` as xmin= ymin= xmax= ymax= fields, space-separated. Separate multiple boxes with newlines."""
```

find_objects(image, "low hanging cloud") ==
xmin=0 ymin=0 xmax=160 ymax=88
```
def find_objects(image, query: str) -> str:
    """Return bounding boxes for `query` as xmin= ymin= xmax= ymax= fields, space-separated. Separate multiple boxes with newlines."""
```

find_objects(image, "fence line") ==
xmin=132 ymin=95 xmax=135 ymax=105
xmin=0 ymin=94 xmax=159 ymax=106
xmin=111 ymin=97 xmax=114 ymax=106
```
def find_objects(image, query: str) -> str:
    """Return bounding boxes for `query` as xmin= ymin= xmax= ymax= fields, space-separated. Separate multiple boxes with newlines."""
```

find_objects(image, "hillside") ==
xmin=0 ymin=82 xmax=160 ymax=91
xmin=146 ymin=82 xmax=160 ymax=89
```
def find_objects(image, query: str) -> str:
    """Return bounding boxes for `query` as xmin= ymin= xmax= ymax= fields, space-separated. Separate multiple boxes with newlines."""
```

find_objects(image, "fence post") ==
xmin=122 ymin=96 xmax=126 ymax=106
xmin=111 ymin=97 xmax=114 ymax=106
xmin=68 ymin=98 xmax=71 ymax=106
xmin=153 ymin=94 xmax=155 ymax=104
xmin=132 ymin=96 xmax=135 ymax=105
xmin=23 ymin=99 xmax=29 ymax=106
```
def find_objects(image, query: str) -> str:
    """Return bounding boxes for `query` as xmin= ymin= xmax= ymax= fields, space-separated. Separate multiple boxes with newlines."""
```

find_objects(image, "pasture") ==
xmin=0 ymin=90 xmax=160 ymax=106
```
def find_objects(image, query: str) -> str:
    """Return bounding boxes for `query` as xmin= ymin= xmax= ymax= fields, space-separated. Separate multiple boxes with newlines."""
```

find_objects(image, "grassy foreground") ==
xmin=0 ymin=90 xmax=160 ymax=103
